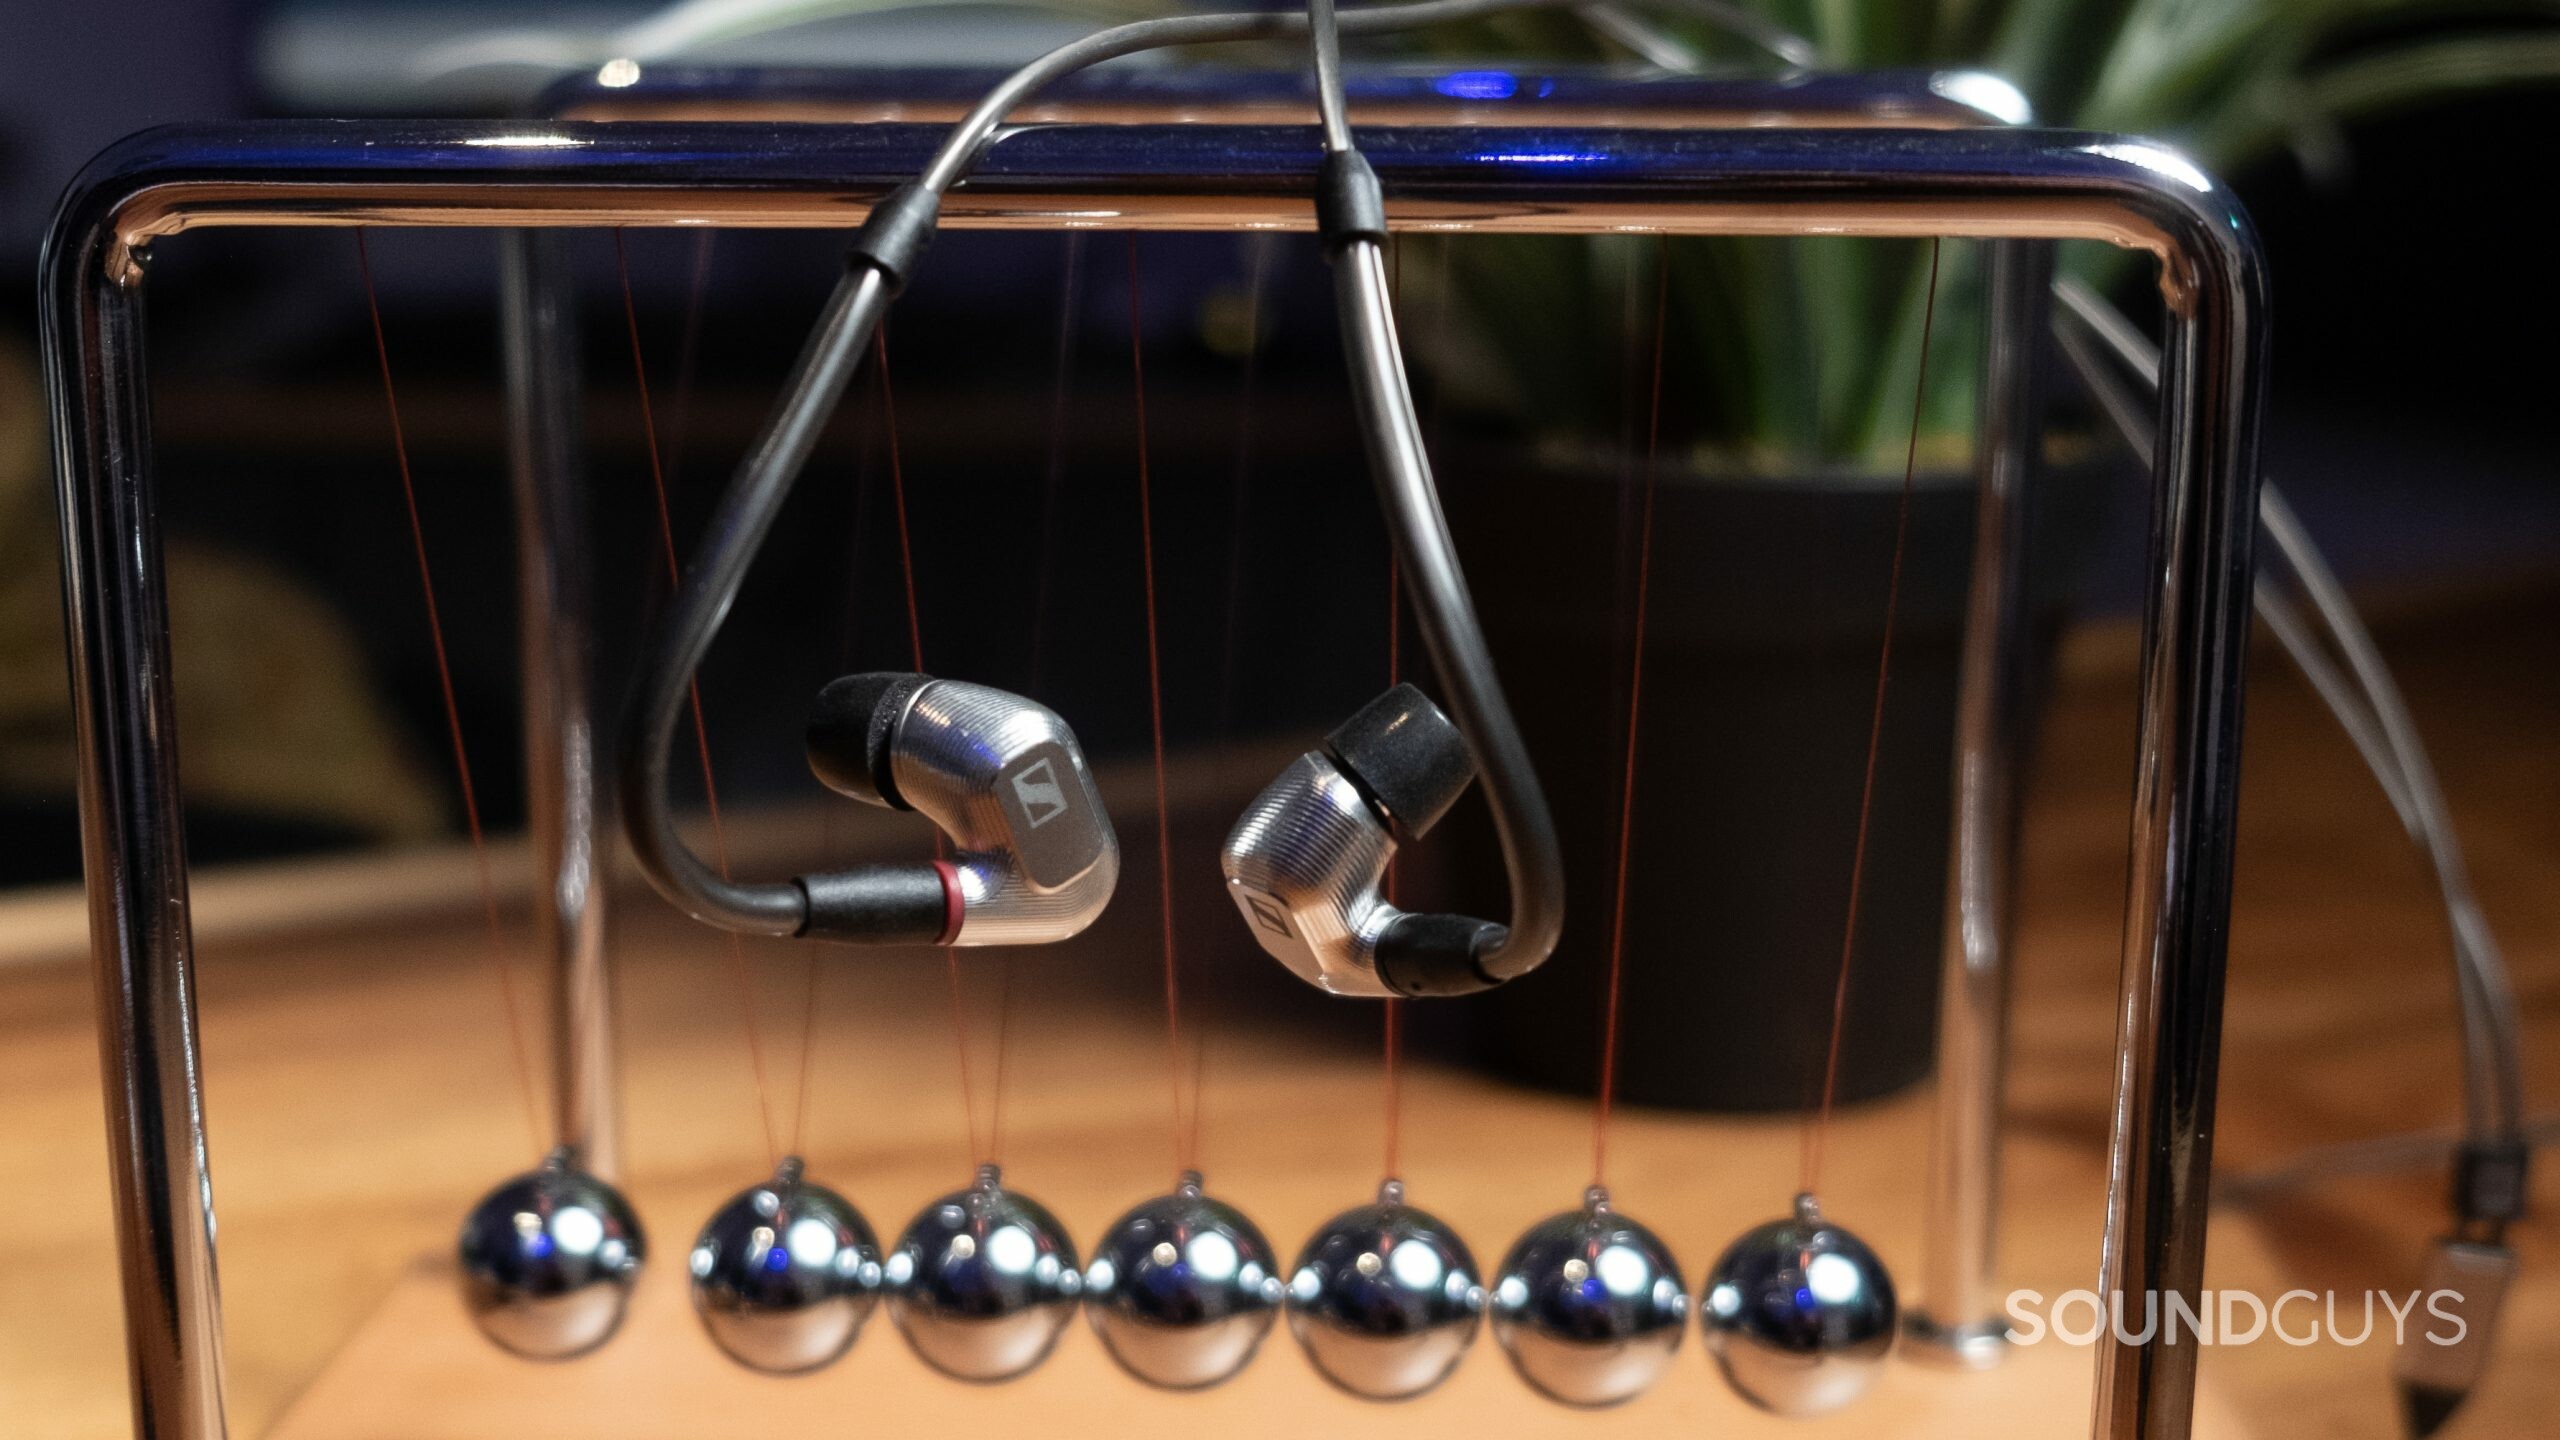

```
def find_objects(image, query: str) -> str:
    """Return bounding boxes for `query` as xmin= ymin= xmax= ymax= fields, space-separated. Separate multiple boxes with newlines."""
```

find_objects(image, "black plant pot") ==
xmin=1437 ymin=453 xmax=2099 ymax=1113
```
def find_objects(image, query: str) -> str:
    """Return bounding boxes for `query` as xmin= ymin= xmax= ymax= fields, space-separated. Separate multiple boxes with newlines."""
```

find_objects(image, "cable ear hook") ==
xmin=1216 ymin=0 xmax=1567 ymax=998
xmin=619 ymin=191 xmax=1117 ymax=948
xmin=624 ymin=0 xmax=1586 ymax=952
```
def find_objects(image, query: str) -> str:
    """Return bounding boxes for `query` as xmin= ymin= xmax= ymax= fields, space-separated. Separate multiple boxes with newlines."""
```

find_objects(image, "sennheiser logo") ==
xmin=1008 ymin=757 xmax=1070 ymax=829
xmin=1240 ymin=889 xmax=1294 ymax=940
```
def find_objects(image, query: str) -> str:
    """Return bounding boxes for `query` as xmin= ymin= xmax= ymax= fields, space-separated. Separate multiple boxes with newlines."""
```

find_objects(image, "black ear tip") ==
xmin=807 ymin=672 xmax=931 ymax=808
xmin=1325 ymin=684 xmax=1475 ymax=839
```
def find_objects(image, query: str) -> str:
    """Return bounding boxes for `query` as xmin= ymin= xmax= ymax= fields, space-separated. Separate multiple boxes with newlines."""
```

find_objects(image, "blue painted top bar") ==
xmin=540 ymin=62 xmax=2029 ymax=128
xmin=46 ymin=119 xmax=2252 ymax=330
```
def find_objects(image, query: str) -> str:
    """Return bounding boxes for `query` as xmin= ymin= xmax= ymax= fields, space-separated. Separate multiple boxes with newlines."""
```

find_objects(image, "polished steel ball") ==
xmin=1699 ymin=1193 xmax=1897 ymax=1415
xmin=457 ymin=1148 xmax=646 ymax=1360
xmin=1286 ymin=1178 xmax=1483 ymax=1400
xmin=887 ymin=1163 xmax=1082 ymax=1382
xmin=688 ymin=1156 xmax=884 ymax=1374
xmin=1490 ymin=1186 xmax=1688 ymax=1407
xmin=1084 ymin=1170 xmax=1282 ymax=1390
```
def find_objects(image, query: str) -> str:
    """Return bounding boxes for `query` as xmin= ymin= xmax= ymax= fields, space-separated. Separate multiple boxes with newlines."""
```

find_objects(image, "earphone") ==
xmin=1216 ymin=0 xmax=1567 ymax=998
xmin=620 ymin=0 xmax=1570 ymax=960
xmin=624 ymin=661 xmax=1115 ymax=946
xmin=1222 ymin=684 xmax=1490 ymax=996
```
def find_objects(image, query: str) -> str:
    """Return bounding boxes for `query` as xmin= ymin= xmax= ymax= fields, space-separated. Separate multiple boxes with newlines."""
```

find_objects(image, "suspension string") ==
xmin=662 ymin=230 xmax=717 ymax=496
xmin=874 ymin=325 xmax=990 ymax=1170
xmin=613 ymin=231 xmax=781 ymax=1171
xmin=1800 ymin=238 xmax=1943 ymax=1197
xmin=1127 ymin=235 xmax=1196 ymax=1176
xmin=1610 ymin=238 xmax=1648 ymax=750
xmin=947 ymin=235 xmax=1088 ymax=1174
xmin=1195 ymin=233 xmax=1275 ymax=1166
xmin=1381 ymin=237 xmax=1406 ymax=1183
xmin=1213 ymin=234 xmax=1275 ymax=734
xmin=989 ymin=952 xmax=1019 ymax=1168
xmin=796 ymin=362 xmax=892 ymax=1162
xmin=356 ymin=231 xmax=548 ymax=1158
xmin=1027 ymin=232 xmax=1085 ymax=697
xmin=1426 ymin=232 xmax=1453 ymax=451
xmin=1591 ymin=240 xmax=1672 ymax=1191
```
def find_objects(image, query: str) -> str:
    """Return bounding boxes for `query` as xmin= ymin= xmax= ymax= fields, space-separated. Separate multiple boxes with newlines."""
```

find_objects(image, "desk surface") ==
xmin=3 ymin=593 xmax=2554 ymax=1438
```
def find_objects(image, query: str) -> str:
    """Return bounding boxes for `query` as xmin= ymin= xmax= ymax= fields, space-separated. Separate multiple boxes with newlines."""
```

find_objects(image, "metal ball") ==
xmin=1699 ymin=1193 xmax=1897 ymax=1416
xmin=1490 ymin=1187 xmax=1688 ymax=1407
xmin=1286 ymin=1179 xmax=1484 ymax=1401
xmin=688 ymin=1156 xmax=884 ymax=1374
xmin=1084 ymin=1170 xmax=1283 ymax=1390
xmin=886 ymin=1163 xmax=1082 ymax=1382
xmin=457 ymin=1148 xmax=646 ymax=1360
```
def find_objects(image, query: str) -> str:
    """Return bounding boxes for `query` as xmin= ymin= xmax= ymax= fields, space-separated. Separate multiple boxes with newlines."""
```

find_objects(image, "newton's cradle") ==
xmin=43 ymin=62 xmax=2263 ymax=1439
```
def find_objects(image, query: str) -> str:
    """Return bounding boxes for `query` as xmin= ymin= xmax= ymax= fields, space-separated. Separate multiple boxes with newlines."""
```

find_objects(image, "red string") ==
xmin=1027 ymin=232 xmax=1084 ymax=697
xmin=989 ymin=952 xmax=1019 ymax=1167
xmin=614 ymin=231 xmax=780 ymax=1170
xmin=1381 ymin=240 xmax=1406 ymax=1182
xmin=872 ymin=325 xmax=990 ymax=1169
xmin=1591 ymin=240 xmax=1671 ymax=1190
xmin=1213 ymin=235 xmax=1272 ymax=734
xmin=1382 ymin=543 xmax=1404 ymax=1180
xmin=661 ymin=229 xmax=716 ymax=496
xmin=941 ymin=948 xmax=984 ymax=1167
xmin=355 ymin=230 xmax=546 ymax=1157
xmin=1800 ymin=238 xmax=1944 ymax=1197
xmin=1128 ymin=235 xmax=1195 ymax=1176
xmin=876 ymin=329 xmax=928 ymax=679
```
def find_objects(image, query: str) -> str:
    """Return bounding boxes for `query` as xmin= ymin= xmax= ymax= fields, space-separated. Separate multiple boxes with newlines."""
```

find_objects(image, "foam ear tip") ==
xmin=807 ymin=672 xmax=932 ymax=808
xmin=1324 ymin=683 xmax=1475 ymax=839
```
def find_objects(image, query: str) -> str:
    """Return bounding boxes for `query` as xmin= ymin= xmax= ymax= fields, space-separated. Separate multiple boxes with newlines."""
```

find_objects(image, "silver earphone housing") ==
xmin=1220 ymin=751 xmax=1404 ymax=997
xmin=888 ymin=679 xmax=1119 ymax=946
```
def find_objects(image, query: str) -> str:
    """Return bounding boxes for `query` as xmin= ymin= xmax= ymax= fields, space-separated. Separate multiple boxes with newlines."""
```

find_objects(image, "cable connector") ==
xmin=1316 ymin=149 xmax=1389 ymax=255
xmin=849 ymin=183 xmax=941 ymax=293
xmin=2452 ymin=1139 xmax=2530 ymax=1228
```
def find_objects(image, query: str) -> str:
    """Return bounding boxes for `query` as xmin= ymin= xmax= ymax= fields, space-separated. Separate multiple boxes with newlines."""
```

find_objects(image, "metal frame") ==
xmin=42 ymin=118 xmax=2265 ymax=1440
xmin=499 ymin=227 xmax=621 ymax=1180
xmin=539 ymin=60 xmax=2029 ymax=128
xmin=542 ymin=60 xmax=2046 ymax=1363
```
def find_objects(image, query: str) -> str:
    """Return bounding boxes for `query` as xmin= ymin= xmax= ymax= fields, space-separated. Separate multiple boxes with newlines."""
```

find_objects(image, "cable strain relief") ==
xmin=1316 ymin=149 xmax=1388 ymax=256
xmin=795 ymin=864 xmax=951 ymax=944
xmin=2452 ymin=1139 xmax=2530 ymax=1226
xmin=1374 ymin=912 xmax=1507 ymax=997
xmin=849 ymin=183 xmax=941 ymax=292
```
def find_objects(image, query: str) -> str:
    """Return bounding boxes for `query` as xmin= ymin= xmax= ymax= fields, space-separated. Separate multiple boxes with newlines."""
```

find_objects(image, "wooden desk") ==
xmin=3 ymin=593 xmax=2553 ymax=1438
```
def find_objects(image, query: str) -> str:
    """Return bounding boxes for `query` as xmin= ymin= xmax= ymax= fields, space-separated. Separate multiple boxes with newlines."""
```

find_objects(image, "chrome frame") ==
xmin=499 ymin=228 xmax=621 ymax=1179
xmin=42 ymin=118 xmax=2265 ymax=1440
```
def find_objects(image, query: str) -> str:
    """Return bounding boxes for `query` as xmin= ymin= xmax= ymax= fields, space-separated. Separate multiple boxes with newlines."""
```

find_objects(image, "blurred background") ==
xmin=5 ymin=0 xmax=2559 ymax=1067
xmin=1 ymin=3 xmax=2557 ymax=1437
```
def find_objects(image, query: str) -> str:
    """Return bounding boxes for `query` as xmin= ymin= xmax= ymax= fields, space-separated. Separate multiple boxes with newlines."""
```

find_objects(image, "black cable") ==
xmin=624 ymin=0 xmax=1575 ymax=939
xmin=1306 ymin=0 xmax=1566 ymax=985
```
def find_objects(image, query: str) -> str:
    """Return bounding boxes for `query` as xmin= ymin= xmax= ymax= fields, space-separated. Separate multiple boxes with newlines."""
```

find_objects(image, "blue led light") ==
xmin=1480 ymin=149 xmax=1609 ymax=166
xmin=1435 ymin=70 xmax=1518 ymax=101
